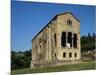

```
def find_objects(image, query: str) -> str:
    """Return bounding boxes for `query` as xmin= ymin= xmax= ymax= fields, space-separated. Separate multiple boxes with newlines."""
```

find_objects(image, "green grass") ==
xmin=11 ymin=61 xmax=96 ymax=75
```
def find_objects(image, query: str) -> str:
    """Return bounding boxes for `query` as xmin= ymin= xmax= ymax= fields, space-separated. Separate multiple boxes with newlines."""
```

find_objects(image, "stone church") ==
xmin=31 ymin=12 xmax=81 ymax=68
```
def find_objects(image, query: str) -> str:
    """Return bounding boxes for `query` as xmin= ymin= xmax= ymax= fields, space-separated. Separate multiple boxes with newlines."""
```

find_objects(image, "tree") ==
xmin=81 ymin=33 xmax=96 ymax=52
xmin=11 ymin=49 xmax=32 ymax=70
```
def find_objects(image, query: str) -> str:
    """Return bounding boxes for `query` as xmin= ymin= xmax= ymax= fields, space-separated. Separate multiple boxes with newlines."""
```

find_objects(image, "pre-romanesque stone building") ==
xmin=31 ymin=12 xmax=81 ymax=68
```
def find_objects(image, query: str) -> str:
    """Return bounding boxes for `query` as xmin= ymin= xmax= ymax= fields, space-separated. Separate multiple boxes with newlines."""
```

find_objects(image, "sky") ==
xmin=11 ymin=1 xmax=96 ymax=51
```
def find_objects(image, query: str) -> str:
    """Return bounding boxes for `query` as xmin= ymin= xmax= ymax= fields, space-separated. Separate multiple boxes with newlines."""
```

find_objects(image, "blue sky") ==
xmin=11 ymin=1 xmax=96 ymax=51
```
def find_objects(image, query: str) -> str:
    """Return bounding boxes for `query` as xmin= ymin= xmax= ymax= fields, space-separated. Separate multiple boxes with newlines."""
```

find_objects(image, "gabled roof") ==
xmin=56 ymin=12 xmax=80 ymax=22
xmin=31 ymin=12 xmax=80 ymax=41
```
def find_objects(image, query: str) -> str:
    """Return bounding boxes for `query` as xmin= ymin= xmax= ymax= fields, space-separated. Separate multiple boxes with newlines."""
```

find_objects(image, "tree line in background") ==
xmin=11 ymin=33 xmax=96 ymax=70
xmin=11 ymin=49 xmax=31 ymax=70
xmin=81 ymin=33 xmax=96 ymax=52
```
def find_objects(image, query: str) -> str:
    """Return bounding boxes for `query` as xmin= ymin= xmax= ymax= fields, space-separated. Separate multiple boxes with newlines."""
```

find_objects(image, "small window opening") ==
xmin=44 ymin=40 xmax=46 ymax=44
xmin=69 ymin=53 xmax=72 ymax=58
xmin=55 ymin=53 xmax=56 ymax=58
xmin=63 ymin=52 xmax=66 ymax=58
xmin=74 ymin=53 xmax=77 ymax=57
xmin=67 ymin=19 xmax=72 ymax=25
xmin=54 ymin=34 xmax=57 ymax=46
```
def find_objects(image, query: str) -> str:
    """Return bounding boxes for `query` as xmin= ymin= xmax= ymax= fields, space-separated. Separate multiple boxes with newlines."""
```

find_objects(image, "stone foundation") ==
xmin=31 ymin=59 xmax=82 ymax=68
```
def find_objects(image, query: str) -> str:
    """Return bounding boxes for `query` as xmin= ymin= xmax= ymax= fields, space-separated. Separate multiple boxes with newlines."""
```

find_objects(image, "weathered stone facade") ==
xmin=31 ymin=12 xmax=81 ymax=68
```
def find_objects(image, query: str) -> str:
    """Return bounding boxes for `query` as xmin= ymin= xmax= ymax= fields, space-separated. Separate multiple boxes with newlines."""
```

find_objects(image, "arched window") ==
xmin=73 ymin=33 xmax=77 ymax=48
xmin=67 ymin=32 xmax=72 ymax=47
xmin=69 ymin=52 xmax=72 ymax=58
xmin=39 ymin=38 xmax=42 ymax=43
xmin=61 ymin=32 xmax=66 ymax=47
xmin=63 ymin=52 xmax=66 ymax=58
xmin=67 ymin=19 xmax=72 ymax=25
xmin=55 ymin=53 xmax=56 ymax=58
xmin=74 ymin=53 xmax=77 ymax=57
xmin=54 ymin=34 xmax=57 ymax=46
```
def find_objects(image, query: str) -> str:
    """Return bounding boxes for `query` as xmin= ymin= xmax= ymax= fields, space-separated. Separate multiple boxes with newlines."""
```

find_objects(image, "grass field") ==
xmin=11 ymin=61 xmax=96 ymax=75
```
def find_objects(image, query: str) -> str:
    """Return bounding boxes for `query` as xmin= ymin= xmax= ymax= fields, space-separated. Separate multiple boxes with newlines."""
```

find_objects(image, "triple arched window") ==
xmin=61 ymin=31 xmax=77 ymax=48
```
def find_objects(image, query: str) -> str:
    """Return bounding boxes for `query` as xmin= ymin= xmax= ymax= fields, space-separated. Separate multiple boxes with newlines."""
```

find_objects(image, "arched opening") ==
xmin=63 ymin=52 xmax=66 ymax=58
xmin=74 ymin=53 xmax=77 ymax=57
xmin=67 ymin=19 xmax=72 ymax=25
xmin=67 ymin=32 xmax=72 ymax=47
xmin=69 ymin=52 xmax=72 ymax=58
xmin=61 ymin=32 xmax=66 ymax=47
xmin=73 ymin=33 xmax=77 ymax=48
xmin=39 ymin=38 xmax=42 ymax=43
xmin=55 ymin=53 xmax=56 ymax=58
xmin=54 ymin=34 xmax=57 ymax=46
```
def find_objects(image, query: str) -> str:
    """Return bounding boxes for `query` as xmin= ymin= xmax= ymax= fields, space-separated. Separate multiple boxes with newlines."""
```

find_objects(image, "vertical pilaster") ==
xmin=72 ymin=34 xmax=73 ymax=48
xmin=48 ymin=26 xmax=52 ymax=61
